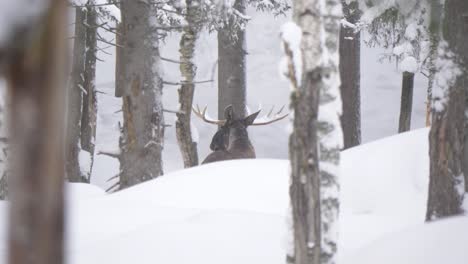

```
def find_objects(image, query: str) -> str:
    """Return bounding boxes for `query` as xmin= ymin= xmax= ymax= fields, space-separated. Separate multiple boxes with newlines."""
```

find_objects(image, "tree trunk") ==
xmin=288 ymin=71 xmax=322 ymax=264
xmin=398 ymin=71 xmax=414 ymax=133
xmin=217 ymin=0 xmax=247 ymax=119
xmin=115 ymin=22 xmax=125 ymax=97
xmin=119 ymin=0 xmax=165 ymax=189
xmin=318 ymin=1 xmax=342 ymax=263
xmin=287 ymin=0 xmax=342 ymax=263
xmin=339 ymin=0 xmax=361 ymax=149
xmin=6 ymin=1 xmax=67 ymax=263
xmin=426 ymin=0 xmax=466 ymax=221
xmin=452 ymin=0 xmax=468 ymax=192
xmin=67 ymin=7 xmax=86 ymax=183
xmin=80 ymin=1 xmax=98 ymax=182
xmin=175 ymin=0 xmax=200 ymax=168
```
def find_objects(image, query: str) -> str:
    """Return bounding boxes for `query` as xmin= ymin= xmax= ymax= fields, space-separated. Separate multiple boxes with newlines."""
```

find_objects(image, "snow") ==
xmin=404 ymin=22 xmax=418 ymax=40
xmin=0 ymin=127 xmax=449 ymax=263
xmin=79 ymin=149 xmax=92 ymax=176
xmin=191 ymin=121 xmax=200 ymax=143
xmin=279 ymin=22 xmax=302 ymax=85
xmin=399 ymin=56 xmax=418 ymax=73
xmin=345 ymin=216 xmax=468 ymax=264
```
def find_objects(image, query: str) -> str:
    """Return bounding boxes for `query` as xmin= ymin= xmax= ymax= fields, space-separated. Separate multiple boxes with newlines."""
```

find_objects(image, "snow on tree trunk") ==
xmin=118 ymin=0 xmax=165 ymax=189
xmin=80 ymin=1 xmax=98 ymax=182
xmin=67 ymin=7 xmax=86 ymax=183
xmin=217 ymin=0 xmax=247 ymax=119
xmin=318 ymin=0 xmax=343 ymax=262
xmin=398 ymin=71 xmax=414 ymax=133
xmin=426 ymin=0 xmax=466 ymax=221
xmin=339 ymin=0 xmax=361 ymax=149
xmin=176 ymin=0 xmax=200 ymax=168
xmin=5 ymin=1 xmax=67 ymax=263
xmin=284 ymin=0 xmax=342 ymax=263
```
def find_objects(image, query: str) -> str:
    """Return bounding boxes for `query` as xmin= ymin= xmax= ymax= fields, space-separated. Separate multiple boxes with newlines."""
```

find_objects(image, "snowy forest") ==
xmin=0 ymin=0 xmax=467 ymax=263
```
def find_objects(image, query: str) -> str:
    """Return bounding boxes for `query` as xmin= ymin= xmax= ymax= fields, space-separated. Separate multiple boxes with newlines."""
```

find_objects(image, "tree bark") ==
xmin=319 ymin=1 xmax=342 ymax=263
xmin=67 ymin=7 xmax=86 ymax=183
xmin=426 ymin=0 xmax=466 ymax=221
xmin=287 ymin=0 xmax=342 ymax=263
xmin=398 ymin=71 xmax=414 ymax=133
xmin=217 ymin=0 xmax=247 ymax=119
xmin=119 ymin=0 xmax=165 ymax=189
xmin=175 ymin=0 xmax=200 ymax=168
xmin=80 ymin=1 xmax=98 ymax=182
xmin=6 ymin=1 xmax=67 ymax=263
xmin=289 ymin=70 xmax=322 ymax=264
xmin=339 ymin=0 xmax=361 ymax=149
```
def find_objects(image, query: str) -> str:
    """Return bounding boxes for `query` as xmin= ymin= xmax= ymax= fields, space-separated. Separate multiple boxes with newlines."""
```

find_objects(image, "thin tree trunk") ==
xmin=217 ymin=0 xmax=247 ymax=119
xmin=339 ymin=0 xmax=361 ymax=149
xmin=80 ymin=1 xmax=98 ymax=182
xmin=67 ymin=7 xmax=86 ymax=183
xmin=398 ymin=71 xmax=414 ymax=133
xmin=119 ymin=0 xmax=165 ymax=189
xmin=6 ymin=1 xmax=67 ymax=263
xmin=176 ymin=0 xmax=199 ymax=168
xmin=426 ymin=0 xmax=466 ymax=221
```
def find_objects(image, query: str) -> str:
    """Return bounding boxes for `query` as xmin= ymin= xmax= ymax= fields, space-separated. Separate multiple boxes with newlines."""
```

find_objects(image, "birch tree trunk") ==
xmin=119 ymin=0 xmax=165 ymax=189
xmin=318 ymin=1 xmax=343 ymax=262
xmin=339 ymin=0 xmax=361 ymax=149
xmin=287 ymin=0 xmax=342 ymax=263
xmin=398 ymin=71 xmax=414 ymax=133
xmin=426 ymin=0 xmax=466 ymax=221
xmin=67 ymin=7 xmax=86 ymax=183
xmin=6 ymin=1 xmax=67 ymax=263
xmin=80 ymin=1 xmax=98 ymax=182
xmin=176 ymin=0 xmax=200 ymax=168
xmin=217 ymin=0 xmax=247 ymax=119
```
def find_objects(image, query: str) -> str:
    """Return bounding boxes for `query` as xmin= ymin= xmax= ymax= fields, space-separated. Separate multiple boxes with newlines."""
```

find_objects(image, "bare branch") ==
xmin=160 ymin=57 xmax=183 ymax=64
xmin=97 ymin=151 xmax=120 ymax=159
xmin=163 ymin=79 xmax=213 ymax=86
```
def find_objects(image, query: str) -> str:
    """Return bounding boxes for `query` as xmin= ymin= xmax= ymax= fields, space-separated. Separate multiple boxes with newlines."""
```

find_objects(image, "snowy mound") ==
xmin=3 ymin=127 xmax=466 ymax=264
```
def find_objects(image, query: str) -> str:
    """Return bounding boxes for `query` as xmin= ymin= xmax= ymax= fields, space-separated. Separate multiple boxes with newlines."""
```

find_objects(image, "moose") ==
xmin=192 ymin=105 xmax=288 ymax=164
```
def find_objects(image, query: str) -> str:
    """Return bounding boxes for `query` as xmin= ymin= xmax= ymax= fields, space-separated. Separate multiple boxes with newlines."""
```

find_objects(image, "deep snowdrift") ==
xmin=1 ymin=128 xmax=467 ymax=264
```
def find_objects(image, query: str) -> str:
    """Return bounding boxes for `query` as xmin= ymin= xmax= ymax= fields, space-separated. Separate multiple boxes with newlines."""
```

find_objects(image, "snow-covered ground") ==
xmin=1 ymin=127 xmax=465 ymax=263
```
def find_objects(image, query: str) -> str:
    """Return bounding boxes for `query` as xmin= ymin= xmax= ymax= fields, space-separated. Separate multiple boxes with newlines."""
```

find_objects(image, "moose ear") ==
xmin=243 ymin=110 xmax=261 ymax=126
xmin=224 ymin=105 xmax=234 ymax=120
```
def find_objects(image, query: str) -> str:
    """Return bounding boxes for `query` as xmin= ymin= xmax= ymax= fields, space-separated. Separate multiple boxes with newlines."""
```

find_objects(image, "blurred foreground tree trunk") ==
xmin=4 ymin=0 xmax=67 ymax=263
xmin=217 ymin=0 xmax=247 ymax=119
xmin=426 ymin=0 xmax=466 ymax=221
xmin=118 ymin=0 xmax=165 ymax=190
xmin=339 ymin=0 xmax=361 ymax=149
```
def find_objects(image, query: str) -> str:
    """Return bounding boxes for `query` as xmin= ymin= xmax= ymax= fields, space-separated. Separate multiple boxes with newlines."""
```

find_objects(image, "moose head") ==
xmin=193 ymin=105 xmax=288 ymax=164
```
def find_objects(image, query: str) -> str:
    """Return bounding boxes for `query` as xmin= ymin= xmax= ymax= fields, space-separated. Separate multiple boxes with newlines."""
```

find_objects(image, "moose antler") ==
xmin=251 ymin=105 xmax=289 ymax=126
xmin=192 ymin=105 xmax=226 ymax=125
